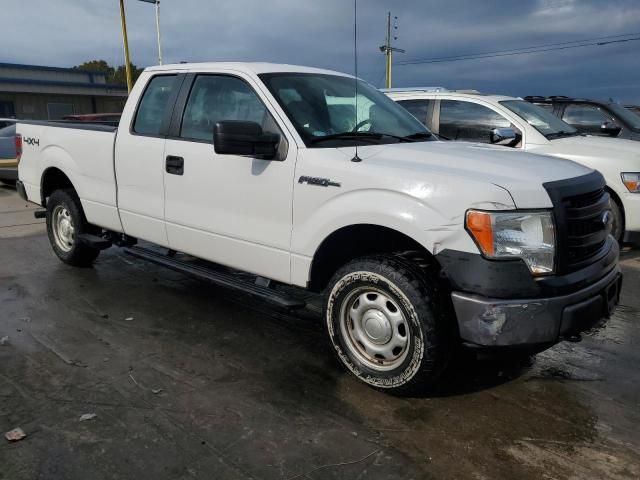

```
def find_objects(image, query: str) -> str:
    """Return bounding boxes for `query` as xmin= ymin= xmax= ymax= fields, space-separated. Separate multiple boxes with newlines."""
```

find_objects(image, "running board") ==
xmin=124 ymin=246 xmax=306 ymax=310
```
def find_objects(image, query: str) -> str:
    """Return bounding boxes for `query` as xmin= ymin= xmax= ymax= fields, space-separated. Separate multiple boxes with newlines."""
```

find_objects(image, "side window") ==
xmin=397 ymin=99 xmax=431 ymax=126
xmin=535 ymin=103 xmax=555 ymax=113
xmin=439 ymin=100 xmax=511 ymax=142
xmin=562 ymin=104 xmax=612 ymax=135
xmin=180 ymin=75 xmax=281 ymax=142
xmin=133 ymin=75 xmax=177 ymax=135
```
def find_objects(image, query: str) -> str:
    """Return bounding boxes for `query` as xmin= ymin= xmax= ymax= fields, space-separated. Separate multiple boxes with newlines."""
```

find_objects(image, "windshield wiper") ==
xmin=309 ymin=131 xmax=385 ymax=144
xmin=402 ymin=132 xmax=435 ymax=141
xmin=310 ymin=131 xmax=431 ymax=145
xmin=546 ymin=130 xmax=579 ymax=140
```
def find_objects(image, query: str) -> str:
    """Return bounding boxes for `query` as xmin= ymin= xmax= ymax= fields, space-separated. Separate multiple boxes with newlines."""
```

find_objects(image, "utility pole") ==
xmin=139 ymin=0 xmax=163 ymax=65
xmin=118 ymin=0 xmax=134 ymax=93
xmin=379 ymin=12 xmax=405 ymax=89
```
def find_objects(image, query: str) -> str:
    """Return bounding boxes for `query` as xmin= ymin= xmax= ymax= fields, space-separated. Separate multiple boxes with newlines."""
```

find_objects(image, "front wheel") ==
xmin=324 ymin=255 xmax=451 ymax=395
xmin=46 ymin=189 xmax=100 ymax=267
xmin=609 ymin=198 xmax=624 ymax=243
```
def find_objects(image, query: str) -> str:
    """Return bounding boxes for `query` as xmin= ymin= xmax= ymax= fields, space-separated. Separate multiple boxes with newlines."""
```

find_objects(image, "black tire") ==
xmin=609 ymin=197 xmax=624 ymax=243
xmin=324 ymin=254 xmax=451 ymax=395
xmin=1 ymin=179 xmax=16 ymax=186
xmin=46 ymin=189 xmax=100 ymax=267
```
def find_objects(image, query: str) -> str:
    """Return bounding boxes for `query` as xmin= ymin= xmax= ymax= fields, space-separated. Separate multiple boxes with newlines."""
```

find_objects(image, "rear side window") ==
xmin=439 ymin=100 xmax=511 ymax=142
xmin=133 ymin=75 xmax=177 ymax=135
xmin=397 ymin=99 xmax=431 ymax=126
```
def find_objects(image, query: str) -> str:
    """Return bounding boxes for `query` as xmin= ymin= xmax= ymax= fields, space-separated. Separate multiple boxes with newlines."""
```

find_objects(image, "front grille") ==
xmin=544 ymin=171 xmax=611 ymax=274
xmin=564 ymin=188 xmax=610 ymax=269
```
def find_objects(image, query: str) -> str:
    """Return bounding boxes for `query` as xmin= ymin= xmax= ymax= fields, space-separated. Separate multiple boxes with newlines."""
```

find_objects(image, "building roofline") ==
xmin=0 ymin=76 xmax=128 ymax=93
xmin=0 ymin=61 xmax=104 ymax=76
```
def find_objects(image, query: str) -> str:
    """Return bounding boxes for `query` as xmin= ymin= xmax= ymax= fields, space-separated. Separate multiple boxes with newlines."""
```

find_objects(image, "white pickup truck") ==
xmin=16 ymin=63 xmax=621 ymax=394
xmin=385 ymin=88 xmax=640 ymax=244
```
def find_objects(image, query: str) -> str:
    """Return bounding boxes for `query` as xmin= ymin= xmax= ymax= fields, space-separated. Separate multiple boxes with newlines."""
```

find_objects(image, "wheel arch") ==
xmin=307 ymin=223 xmax=441 ymax=292
xmin=40 ymin=167 xmax=76 ymax=207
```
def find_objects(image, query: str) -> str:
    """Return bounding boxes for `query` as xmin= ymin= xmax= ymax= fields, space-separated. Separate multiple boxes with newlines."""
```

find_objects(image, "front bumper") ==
xmin=451 ymin=266 xmax=622 ymax=347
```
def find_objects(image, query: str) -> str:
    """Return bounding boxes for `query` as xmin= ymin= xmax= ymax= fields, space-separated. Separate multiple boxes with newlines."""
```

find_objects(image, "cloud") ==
xmin=1 ymin=0 xmax=639 ymax=103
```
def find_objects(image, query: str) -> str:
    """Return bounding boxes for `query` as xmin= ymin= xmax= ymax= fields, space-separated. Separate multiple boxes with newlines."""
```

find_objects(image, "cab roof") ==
xmin=145 ymin=62 xmax=352 ymax=77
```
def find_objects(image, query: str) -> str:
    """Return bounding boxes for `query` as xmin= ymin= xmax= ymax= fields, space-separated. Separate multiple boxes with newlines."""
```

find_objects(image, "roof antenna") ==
xmin=351 ymin=0 xmax=362 ymax=163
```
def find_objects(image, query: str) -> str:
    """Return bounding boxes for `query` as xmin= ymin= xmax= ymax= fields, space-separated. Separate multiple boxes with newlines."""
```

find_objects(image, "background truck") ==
xmin=386 ymin=88 xmax=640 ymax=244
xmin=16 ymin=63 xmax=621 ymax=394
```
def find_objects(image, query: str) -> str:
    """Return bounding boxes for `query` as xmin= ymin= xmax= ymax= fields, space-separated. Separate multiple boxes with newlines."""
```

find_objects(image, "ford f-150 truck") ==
xmin=16 ymin=63 xmax=621 ymax=394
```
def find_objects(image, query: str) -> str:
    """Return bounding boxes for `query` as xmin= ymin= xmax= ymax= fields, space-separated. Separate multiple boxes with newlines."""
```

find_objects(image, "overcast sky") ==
xmin=2 ymin=0 xmax=640 ymax=103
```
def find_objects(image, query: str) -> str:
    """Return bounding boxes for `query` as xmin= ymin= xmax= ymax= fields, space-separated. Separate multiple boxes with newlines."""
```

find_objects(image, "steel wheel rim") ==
xmin=339 ymin=287 xmax=411 ymax=371
xmin=52 ymin=205 xmax=75 ymax=252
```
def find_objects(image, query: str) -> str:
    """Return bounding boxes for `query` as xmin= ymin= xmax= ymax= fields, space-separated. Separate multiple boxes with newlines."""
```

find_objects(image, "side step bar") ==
xmin=124 ymin=246 xmax=306 ymax=310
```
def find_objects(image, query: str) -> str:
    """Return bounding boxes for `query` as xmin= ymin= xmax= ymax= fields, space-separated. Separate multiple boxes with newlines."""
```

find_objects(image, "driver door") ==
xmin=162 ymin=73 xmax=297 ymax=283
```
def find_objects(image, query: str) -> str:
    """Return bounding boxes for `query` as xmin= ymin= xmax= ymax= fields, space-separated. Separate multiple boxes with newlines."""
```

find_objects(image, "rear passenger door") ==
xmin=115 ymin=73 xmax=183 ymax=246
xmin=162 ymin=73 xmax=297 ymax=283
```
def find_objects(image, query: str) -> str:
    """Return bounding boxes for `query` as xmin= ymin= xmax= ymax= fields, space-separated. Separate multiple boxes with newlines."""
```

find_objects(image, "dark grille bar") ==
xmin=543 ymin=171 xmax=611 ymax=274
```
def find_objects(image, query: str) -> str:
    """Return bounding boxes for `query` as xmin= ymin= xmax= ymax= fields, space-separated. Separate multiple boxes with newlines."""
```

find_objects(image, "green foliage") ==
xmin=74 ymin=60 xmax=144 ymax=86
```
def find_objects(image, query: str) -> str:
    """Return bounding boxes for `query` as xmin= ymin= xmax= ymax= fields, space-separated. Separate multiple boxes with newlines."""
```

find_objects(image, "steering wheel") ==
xmin=352 ymin=119 xmax=372 ymax=132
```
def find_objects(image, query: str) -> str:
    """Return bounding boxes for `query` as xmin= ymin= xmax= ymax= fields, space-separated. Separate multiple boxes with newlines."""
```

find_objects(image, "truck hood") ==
xmin=347 ymin=141 xmax=592 ymax=208
xmin=532 ymin=135 xmax=640 ymax=168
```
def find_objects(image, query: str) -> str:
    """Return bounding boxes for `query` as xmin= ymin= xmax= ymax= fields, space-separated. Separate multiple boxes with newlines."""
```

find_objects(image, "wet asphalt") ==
xmin=1 ymin=183 xmax=639 ymax=480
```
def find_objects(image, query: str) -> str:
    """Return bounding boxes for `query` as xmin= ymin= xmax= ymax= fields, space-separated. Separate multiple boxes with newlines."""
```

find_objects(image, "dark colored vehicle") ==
xmin=0 ymin=121 xmax=17 ymax=185
xmin=525 ymin=96 xmax=640 ymax=141
xmin=626 ymin=105 xmax=640 ymax=117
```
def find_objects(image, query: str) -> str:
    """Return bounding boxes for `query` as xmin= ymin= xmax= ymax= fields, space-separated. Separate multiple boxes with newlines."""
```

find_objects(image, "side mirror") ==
xmin=213 ymin=121 xmax=280 ymax=159
xmin=490 ymin=127 xmax=520 ymax=147
xmin=600 ymin=121 xmax=621 ymax=137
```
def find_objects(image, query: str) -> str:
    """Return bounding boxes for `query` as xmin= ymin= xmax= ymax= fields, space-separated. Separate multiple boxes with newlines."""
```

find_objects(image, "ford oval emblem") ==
xmin=601 ymin=210 xmax=613 ymax=231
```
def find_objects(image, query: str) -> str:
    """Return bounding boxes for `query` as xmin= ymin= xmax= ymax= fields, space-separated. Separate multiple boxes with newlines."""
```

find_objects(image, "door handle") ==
xmin=166 ymin=155 xmax=184 ymax=175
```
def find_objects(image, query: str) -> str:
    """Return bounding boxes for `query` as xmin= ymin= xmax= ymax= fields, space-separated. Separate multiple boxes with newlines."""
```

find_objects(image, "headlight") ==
xmin=466 ymin=210 xmax=556 ymax=275
xmin=621 ymin=173 xmax=640 ymax=193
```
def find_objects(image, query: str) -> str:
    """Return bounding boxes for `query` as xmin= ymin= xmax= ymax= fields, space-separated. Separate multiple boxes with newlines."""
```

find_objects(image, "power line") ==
xmin=397 ymin=33 xmax=640 ymax=66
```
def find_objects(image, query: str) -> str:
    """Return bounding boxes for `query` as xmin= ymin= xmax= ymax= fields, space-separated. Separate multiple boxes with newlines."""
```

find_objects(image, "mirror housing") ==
xmin=600 ymin=121 xmax=622 ymax=137
xmin=490 ymin=127 xmax=520 ymax=147
xmin=213 ymin=121 xmax=280 ymax=159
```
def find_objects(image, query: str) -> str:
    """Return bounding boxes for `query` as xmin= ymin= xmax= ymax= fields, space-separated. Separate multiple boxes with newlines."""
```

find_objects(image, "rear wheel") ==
xmin=324 ymin=254 xmax=451 ymax=395
xmin=46 ymin=189 xmax=100 ymax=267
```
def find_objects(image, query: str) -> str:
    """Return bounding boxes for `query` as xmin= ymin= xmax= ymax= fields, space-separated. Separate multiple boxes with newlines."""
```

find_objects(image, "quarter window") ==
xmin=397 ymin=99 xmax=431 ymax=126
xmin=133 ymin=75 xmax=177 ymax=135
xmin=439 ymin=100 xmax=511 ymax=143
xmin=180 ymin=75 xmax=280 ymax=142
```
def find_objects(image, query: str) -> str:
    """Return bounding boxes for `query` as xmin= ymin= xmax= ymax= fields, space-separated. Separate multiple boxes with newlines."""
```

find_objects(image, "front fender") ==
xmin=292 ymin=187 xmax=514 ymax=259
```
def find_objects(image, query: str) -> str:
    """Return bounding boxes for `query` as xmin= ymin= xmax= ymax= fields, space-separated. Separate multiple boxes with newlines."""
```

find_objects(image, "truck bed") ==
xmin=17 ymin=120 xmax=123 ymax=233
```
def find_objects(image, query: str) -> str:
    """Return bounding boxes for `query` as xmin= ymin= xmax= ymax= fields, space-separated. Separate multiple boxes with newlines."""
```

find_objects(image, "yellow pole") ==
xmin=386 ymin=49 xmax=392 ymax=89
xmin=119 ymin=0 xmax=134 ymax=93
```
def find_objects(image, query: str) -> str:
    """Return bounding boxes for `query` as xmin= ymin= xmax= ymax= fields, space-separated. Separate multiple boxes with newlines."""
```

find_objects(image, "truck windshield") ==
xmin=500 ymin=100 xmax=579 ymax=140
xmin=608 ymin=103 xmax=640 ymax=132
xmin=259 ymin=73 xmax=435 ymax=147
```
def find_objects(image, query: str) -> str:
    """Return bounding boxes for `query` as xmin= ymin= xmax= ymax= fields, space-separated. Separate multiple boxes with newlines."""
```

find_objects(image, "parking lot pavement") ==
xmin=0 ymin=185 xmax=639 ymax=480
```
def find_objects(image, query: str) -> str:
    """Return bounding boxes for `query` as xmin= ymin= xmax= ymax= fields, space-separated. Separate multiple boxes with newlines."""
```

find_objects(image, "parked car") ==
xmin=386 ymin=88 xmax=640 ymax=244
xmin=626 ymin=105 xmax=640 ymax=117
xmin=16 ymin=63 xmax=621 ymax=394
xmin=524 ymin=96 xmax=640 ymax=141
xmin=0 ymin=119 xmax=17 ymax=185
xmin=63 ymin=113 xmax=121 ymax=126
